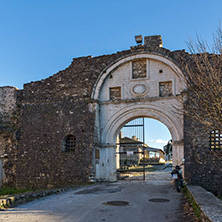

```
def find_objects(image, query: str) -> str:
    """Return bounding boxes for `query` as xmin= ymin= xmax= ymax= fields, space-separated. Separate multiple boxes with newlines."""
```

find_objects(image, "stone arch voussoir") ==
xmin=101 ymin=104 xmax=182 ymax=146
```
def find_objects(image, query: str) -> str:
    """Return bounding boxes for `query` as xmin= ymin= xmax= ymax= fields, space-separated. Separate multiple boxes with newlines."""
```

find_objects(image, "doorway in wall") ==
xmin=116 ymin=117 xmax=172 ymax=181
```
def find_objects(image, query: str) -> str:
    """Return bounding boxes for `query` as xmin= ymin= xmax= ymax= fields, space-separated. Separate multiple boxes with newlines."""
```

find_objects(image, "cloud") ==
xmin=147 ymin=139 xmax=168 ymax=144
xmin=155 ymin=139 xmax=168 ymax=144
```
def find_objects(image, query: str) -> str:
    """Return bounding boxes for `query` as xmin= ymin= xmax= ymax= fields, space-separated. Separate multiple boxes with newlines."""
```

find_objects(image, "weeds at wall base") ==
xmin=182 ymin=186 xmax=210 ymax=222
xmin=182 ymin=186 xmax=202 ymax=220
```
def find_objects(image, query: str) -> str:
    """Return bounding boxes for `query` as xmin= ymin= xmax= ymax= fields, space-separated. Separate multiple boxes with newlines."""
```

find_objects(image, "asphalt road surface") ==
xmin=0 ymin=167 xmax=188 ymax=222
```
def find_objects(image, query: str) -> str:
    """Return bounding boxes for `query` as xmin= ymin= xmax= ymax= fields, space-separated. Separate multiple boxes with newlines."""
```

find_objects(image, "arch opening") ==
xmin=92 ymin=53 xmax=185 ymax=182
xmin=102 ymin=104 xmax=182 ymax=146
xmin=95 ymin=105 xmax=184 ymax=182
xmin=116 ymin=117 xmax=173 ymax=180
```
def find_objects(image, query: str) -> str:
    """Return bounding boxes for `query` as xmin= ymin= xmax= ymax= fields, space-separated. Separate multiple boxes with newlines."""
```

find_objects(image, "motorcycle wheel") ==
xmin=175 ymin=180 xmax=181 ymax=192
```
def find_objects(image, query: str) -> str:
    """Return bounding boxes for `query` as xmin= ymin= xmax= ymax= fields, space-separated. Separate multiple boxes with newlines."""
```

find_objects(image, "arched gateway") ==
xmin=91 ymin=52 xmax=186 ymax=181
xmin=1 ymin=35 xmax=221 ymax=193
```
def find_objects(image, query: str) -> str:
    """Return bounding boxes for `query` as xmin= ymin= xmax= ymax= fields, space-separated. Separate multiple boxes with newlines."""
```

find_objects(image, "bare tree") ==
xmin=183 ymin=23 xmax=222 ymax=158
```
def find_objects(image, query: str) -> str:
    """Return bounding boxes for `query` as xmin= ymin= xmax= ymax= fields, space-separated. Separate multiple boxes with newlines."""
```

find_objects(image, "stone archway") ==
xmin=91 ymin=53 xmax=186 ymax=181
xmin=101 ymin=103 xmax=182 ymax=145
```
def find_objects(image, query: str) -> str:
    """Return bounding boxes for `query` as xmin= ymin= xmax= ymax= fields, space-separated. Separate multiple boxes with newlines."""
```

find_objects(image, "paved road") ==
xmin=0 ymin=167 xmax=187 ymax=222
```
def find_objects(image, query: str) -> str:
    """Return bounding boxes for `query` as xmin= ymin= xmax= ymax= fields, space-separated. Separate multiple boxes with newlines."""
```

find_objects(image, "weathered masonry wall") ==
xmin=16 ymin=51 xmax=133 ymax=189
xmin=0 ymin=86 xmax=18 ymax=187
xmin=16 ymin=98 xmax=95 ymax=188
xmin=16 ymin=43 xmax=189 ymax=188
xmin=0 ymin=35 xmax=221 ymax=196
xmin=184 ymin=116 xmax=222 ymax=197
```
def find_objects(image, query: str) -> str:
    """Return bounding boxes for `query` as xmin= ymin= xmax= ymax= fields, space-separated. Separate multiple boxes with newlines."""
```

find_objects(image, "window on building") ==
xmin=209 ymin=130 xmax=222 ymax=150
xmin=132 ymin=59 xmax=147 ymax=79
xmin=159 ymin=81 xmax=172 ymax=97
xmin=109 ymin=87 xmax=121 ymax=100
xmin=63 ymin=135 xmax=76 ymax=152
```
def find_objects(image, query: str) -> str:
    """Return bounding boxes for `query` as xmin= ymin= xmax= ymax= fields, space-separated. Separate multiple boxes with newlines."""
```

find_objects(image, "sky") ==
xmin=144 ymin=118 xmax=171 ymax=149
xmin=0 ymin=0 xmax=221 ymax=89
xmin=0 ymin=0 xmax=221 ymax=149
xmin=121 ymin=118 xmax=171 ymax=150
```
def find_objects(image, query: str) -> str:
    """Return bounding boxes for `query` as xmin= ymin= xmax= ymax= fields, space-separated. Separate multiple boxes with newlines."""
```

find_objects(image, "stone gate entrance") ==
xmin=1 ymin=35 xmax=221 ymax=193
xmin=91 ymin=51 xmax=186 ymax=181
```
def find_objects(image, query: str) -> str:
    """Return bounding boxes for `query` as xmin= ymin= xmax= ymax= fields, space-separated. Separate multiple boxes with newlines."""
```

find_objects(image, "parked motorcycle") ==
xmin=171 ymin=159 xmax=185 ymax=192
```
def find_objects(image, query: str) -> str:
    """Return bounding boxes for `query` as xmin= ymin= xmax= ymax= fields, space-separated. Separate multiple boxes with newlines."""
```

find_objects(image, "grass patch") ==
xmin=0 ymin=187 xmax=34 ymax=196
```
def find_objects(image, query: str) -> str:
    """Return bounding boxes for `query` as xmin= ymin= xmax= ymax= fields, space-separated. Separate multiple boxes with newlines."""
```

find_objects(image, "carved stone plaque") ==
xmin=109 ymin=87 xmax=121 ymax=100
xmin=132 ymin=59 xmax=147 ymax=79
xmin=159 ymin=81 xmax=172 ymax=97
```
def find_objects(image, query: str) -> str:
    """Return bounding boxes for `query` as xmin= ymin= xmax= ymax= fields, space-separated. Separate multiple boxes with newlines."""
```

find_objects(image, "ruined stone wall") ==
xmin=16 ymin=98 xmax=96 ymax=188
xmin=16 ymin=52 xmax=132 ymax=189
xmin=182 ymin=54 xmax=222 ymax=196
xmin=184 ymin=116 xmax=222 ymax=196
xmin=3 ymin=37 xmax=221 ymax=193
xmin=15 ymin=44 xmax=190 ymax=188
xmin=0 ymin=86 xmax=18 ymax=187
xmin=0 ymin=86 xmax=17 ymax=112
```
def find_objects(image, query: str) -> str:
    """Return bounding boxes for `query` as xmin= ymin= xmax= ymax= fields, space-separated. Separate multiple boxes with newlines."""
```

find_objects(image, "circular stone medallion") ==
xmin=131 ymin=83 xmax=149 ymax=96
